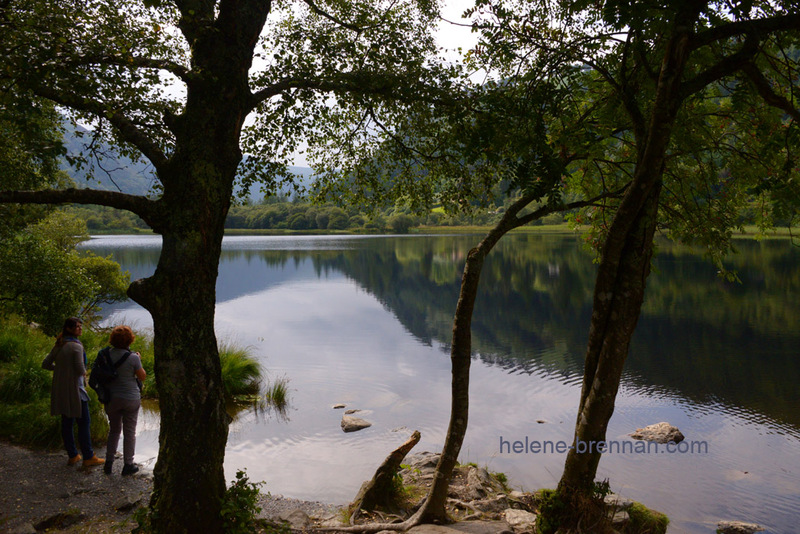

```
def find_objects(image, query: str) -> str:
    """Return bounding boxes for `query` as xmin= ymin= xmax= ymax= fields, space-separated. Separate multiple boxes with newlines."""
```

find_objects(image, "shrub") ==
xmin=0 ymin=351 xmax=51 ymax=403
xmin=388 ymin=214 xmax=415 ymax=234
xmin=221 ymin=469 xmax=264 ymax=534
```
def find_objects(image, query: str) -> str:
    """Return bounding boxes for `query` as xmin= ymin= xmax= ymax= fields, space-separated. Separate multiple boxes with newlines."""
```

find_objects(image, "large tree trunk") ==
xmin=128 ymin=163 xmax=236 ymax=532
xmin=557 ymin=182 xmax=661 ymax=493
xmin=124 ymin=22 xmax=253 ymax=530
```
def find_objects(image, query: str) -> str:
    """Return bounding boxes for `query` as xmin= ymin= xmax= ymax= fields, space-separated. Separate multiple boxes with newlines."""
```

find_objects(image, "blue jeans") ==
xmin=61 ymin=399 xmax=93 ymax=459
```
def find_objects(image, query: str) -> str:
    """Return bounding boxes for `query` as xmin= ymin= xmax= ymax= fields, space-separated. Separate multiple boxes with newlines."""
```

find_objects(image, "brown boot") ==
xmin=67 ymin=454 xmax=82 ymax=466
xmin=82 ymin=455 xmax=105 ymax=467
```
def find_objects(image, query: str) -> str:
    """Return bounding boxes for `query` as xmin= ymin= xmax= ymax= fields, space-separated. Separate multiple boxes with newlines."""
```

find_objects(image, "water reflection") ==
xmin=84 ymin=233 xmax=800 ymax=533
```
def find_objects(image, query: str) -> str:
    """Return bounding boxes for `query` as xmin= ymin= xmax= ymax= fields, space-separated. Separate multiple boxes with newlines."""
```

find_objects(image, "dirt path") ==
xmin=0 ymin=441 xmax=152 ymax=533
xmin=0 ymin=440 xmax=342 ymax=533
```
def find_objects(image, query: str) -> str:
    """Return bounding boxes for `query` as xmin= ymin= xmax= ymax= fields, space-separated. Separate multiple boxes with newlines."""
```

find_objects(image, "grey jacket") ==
xmin=42 ymin=340 xmax=86 ymax=418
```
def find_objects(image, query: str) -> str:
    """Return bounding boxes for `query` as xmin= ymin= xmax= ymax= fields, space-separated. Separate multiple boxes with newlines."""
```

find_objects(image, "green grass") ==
xmin=0 ymin=386 xmax=109 ymax=447
xmin=0 ymin=320 xmax=262 ymax=449
xmin=0 ymin=321 xmax=52 ymax=363
xmin=414 ymin=223 xmax=580 ymax=235
xmin=734 ymin=225 xmax=800 ymax=239
xmin=264 ymin=376 xmax=289 ymax=409
xmin=0 ymin=351 xmax=52 ymax=403
xmin=219 ymin=341 xmax=262 ymax=399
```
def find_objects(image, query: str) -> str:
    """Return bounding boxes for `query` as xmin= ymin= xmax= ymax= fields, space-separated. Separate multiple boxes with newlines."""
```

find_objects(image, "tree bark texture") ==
xmin=120 ymin=5 xmax=268 ymax=531
xmin=557 ymin=12 xmax=697 ymax=496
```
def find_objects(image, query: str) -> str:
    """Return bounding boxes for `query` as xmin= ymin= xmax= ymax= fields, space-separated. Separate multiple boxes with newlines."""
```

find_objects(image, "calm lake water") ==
xmin=82 ymin=233 xmax=800 ymax=533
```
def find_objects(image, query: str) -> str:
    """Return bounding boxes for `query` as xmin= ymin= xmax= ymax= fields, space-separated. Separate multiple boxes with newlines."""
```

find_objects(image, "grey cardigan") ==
xmin=42 ymin=340 xmax=86 ymax=418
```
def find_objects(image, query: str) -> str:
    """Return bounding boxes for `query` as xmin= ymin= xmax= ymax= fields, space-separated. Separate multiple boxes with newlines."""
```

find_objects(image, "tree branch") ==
xmin=300 ymin=0 xmax=363 ymax=32
xmin=250 ymin=72 xmax=460 ymax=111
xmin=174 ymin=0 xmax=216 ymax=44
xmin=741 ymin=62 xmax=800 ymax=122
xmin=514 ymin=188 xmax=627 ymax=228
xmin=0 ymin=188 xmax=163 ymax=231
xmin=692 ymin=13 xmax=800 ymax=49
xmin=680 ymin=36 xmax=759 ymax=98
xmin=64 ymin=54 xmax=192 ymax=84
xmin=32 ymin=86 xmax=170 ymax=174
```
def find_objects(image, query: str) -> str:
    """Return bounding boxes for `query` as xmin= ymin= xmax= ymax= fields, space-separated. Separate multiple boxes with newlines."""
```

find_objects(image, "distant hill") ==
xmin=60 ymin=122 xmax=315 ymax=201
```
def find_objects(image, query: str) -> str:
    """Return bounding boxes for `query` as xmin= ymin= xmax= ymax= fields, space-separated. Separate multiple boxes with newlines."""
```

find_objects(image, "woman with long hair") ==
xmin=41 ymin=317 xmax=105 ymax=467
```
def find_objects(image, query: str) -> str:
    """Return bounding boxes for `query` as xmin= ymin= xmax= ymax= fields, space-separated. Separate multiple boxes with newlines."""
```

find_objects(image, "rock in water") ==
xmin=630 ymin=422 xmax=684 ymax=443
xmin=341 ymin=414 xmax=372 ymax=432
xmin=716 ymin=520 xmax=765 ymax=534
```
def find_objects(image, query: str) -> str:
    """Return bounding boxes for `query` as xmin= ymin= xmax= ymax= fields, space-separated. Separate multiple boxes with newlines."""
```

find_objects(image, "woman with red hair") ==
xmin=101 ymin=325 xmax=147 ymax=476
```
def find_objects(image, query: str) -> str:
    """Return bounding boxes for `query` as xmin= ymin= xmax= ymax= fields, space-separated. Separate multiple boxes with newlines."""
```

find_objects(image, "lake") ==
xmin=82 ymin=232 xmax=800 ymax=533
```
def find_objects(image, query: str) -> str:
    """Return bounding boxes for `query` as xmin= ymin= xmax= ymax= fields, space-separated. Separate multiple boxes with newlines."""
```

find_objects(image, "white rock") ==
xmin=278 ymin=509 xmax=313 ymax=530
xmin=503 ymin=509 xmax=538 ymax=529
xmin=630 ymin=422 xmax=684 ymax=443
xmin=604 ymin=493 xmax=635 ymax=510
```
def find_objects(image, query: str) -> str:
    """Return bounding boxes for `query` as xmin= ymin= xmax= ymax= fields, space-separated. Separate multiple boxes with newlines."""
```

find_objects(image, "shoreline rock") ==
xmin=716 ymin=520 xmax=766 ymax=534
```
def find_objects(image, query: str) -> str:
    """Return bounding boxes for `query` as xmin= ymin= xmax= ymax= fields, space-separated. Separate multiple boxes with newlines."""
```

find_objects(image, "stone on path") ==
xmin=503 ymin=508 xmax=538 ymax=530
xmin=278 ymin=509 xmax=313 ymax=530
xmin=630 ymin=422 xmax=685 ymax=443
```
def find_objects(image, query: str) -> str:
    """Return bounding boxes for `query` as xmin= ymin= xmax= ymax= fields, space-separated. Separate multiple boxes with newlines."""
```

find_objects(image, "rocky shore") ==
xmin=0 ymin=442 xmax=766 ymax=534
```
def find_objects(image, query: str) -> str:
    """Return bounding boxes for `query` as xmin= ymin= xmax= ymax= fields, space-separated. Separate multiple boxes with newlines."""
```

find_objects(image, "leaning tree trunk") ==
xmin=417 ymin=194 xmax=544 ymax=523
xmin=557 ymin=13 xmax=696 ymax=497
xmin=557 ymin=181 xmax=661 ymax=493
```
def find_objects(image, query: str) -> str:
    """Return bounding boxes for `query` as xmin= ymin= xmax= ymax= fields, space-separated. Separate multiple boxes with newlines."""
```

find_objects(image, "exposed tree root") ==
xmin=321 ymin=506 xmax=427 ymax=533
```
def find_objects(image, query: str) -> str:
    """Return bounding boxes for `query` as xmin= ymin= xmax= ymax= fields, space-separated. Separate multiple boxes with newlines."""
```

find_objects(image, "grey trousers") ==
xmin=104 ymin=397 xmax=141 ymax=465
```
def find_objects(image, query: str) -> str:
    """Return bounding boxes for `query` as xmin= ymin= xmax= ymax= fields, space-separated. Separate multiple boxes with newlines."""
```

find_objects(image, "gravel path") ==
xmin=0 ymin=440 xmax=342 ymax=533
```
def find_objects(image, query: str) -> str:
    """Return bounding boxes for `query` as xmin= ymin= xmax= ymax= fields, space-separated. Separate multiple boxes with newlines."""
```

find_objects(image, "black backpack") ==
xmin=88 ymin=347 xmax=131 ymax=404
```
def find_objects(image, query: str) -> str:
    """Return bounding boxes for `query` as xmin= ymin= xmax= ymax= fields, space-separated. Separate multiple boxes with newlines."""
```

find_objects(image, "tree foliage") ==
xmin=0 ymin=213 xmax=130 ymax=334
xmin=455 ymin=3 xmax=800 ymax=529
xmin=0 ymin=92 xmax=68 ymax=237
xmin=1 ymin=0 xmax=454 ymax=531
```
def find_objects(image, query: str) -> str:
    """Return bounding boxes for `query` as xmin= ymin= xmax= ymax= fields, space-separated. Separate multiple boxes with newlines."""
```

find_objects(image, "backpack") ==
xmin=88 ymin=347 xmax=131 ymax=404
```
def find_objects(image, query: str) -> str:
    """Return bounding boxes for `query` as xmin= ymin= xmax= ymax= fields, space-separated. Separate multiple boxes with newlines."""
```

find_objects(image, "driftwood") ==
xmin=349 ymin=430 xmax=421 ymax=524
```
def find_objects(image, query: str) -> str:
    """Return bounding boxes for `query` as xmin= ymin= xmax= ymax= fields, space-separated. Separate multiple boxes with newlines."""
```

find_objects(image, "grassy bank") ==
xmin=0 ymin=318 xmax=264 ymax=449
xmin=412 ymin=223 xmax=581 ymax=235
